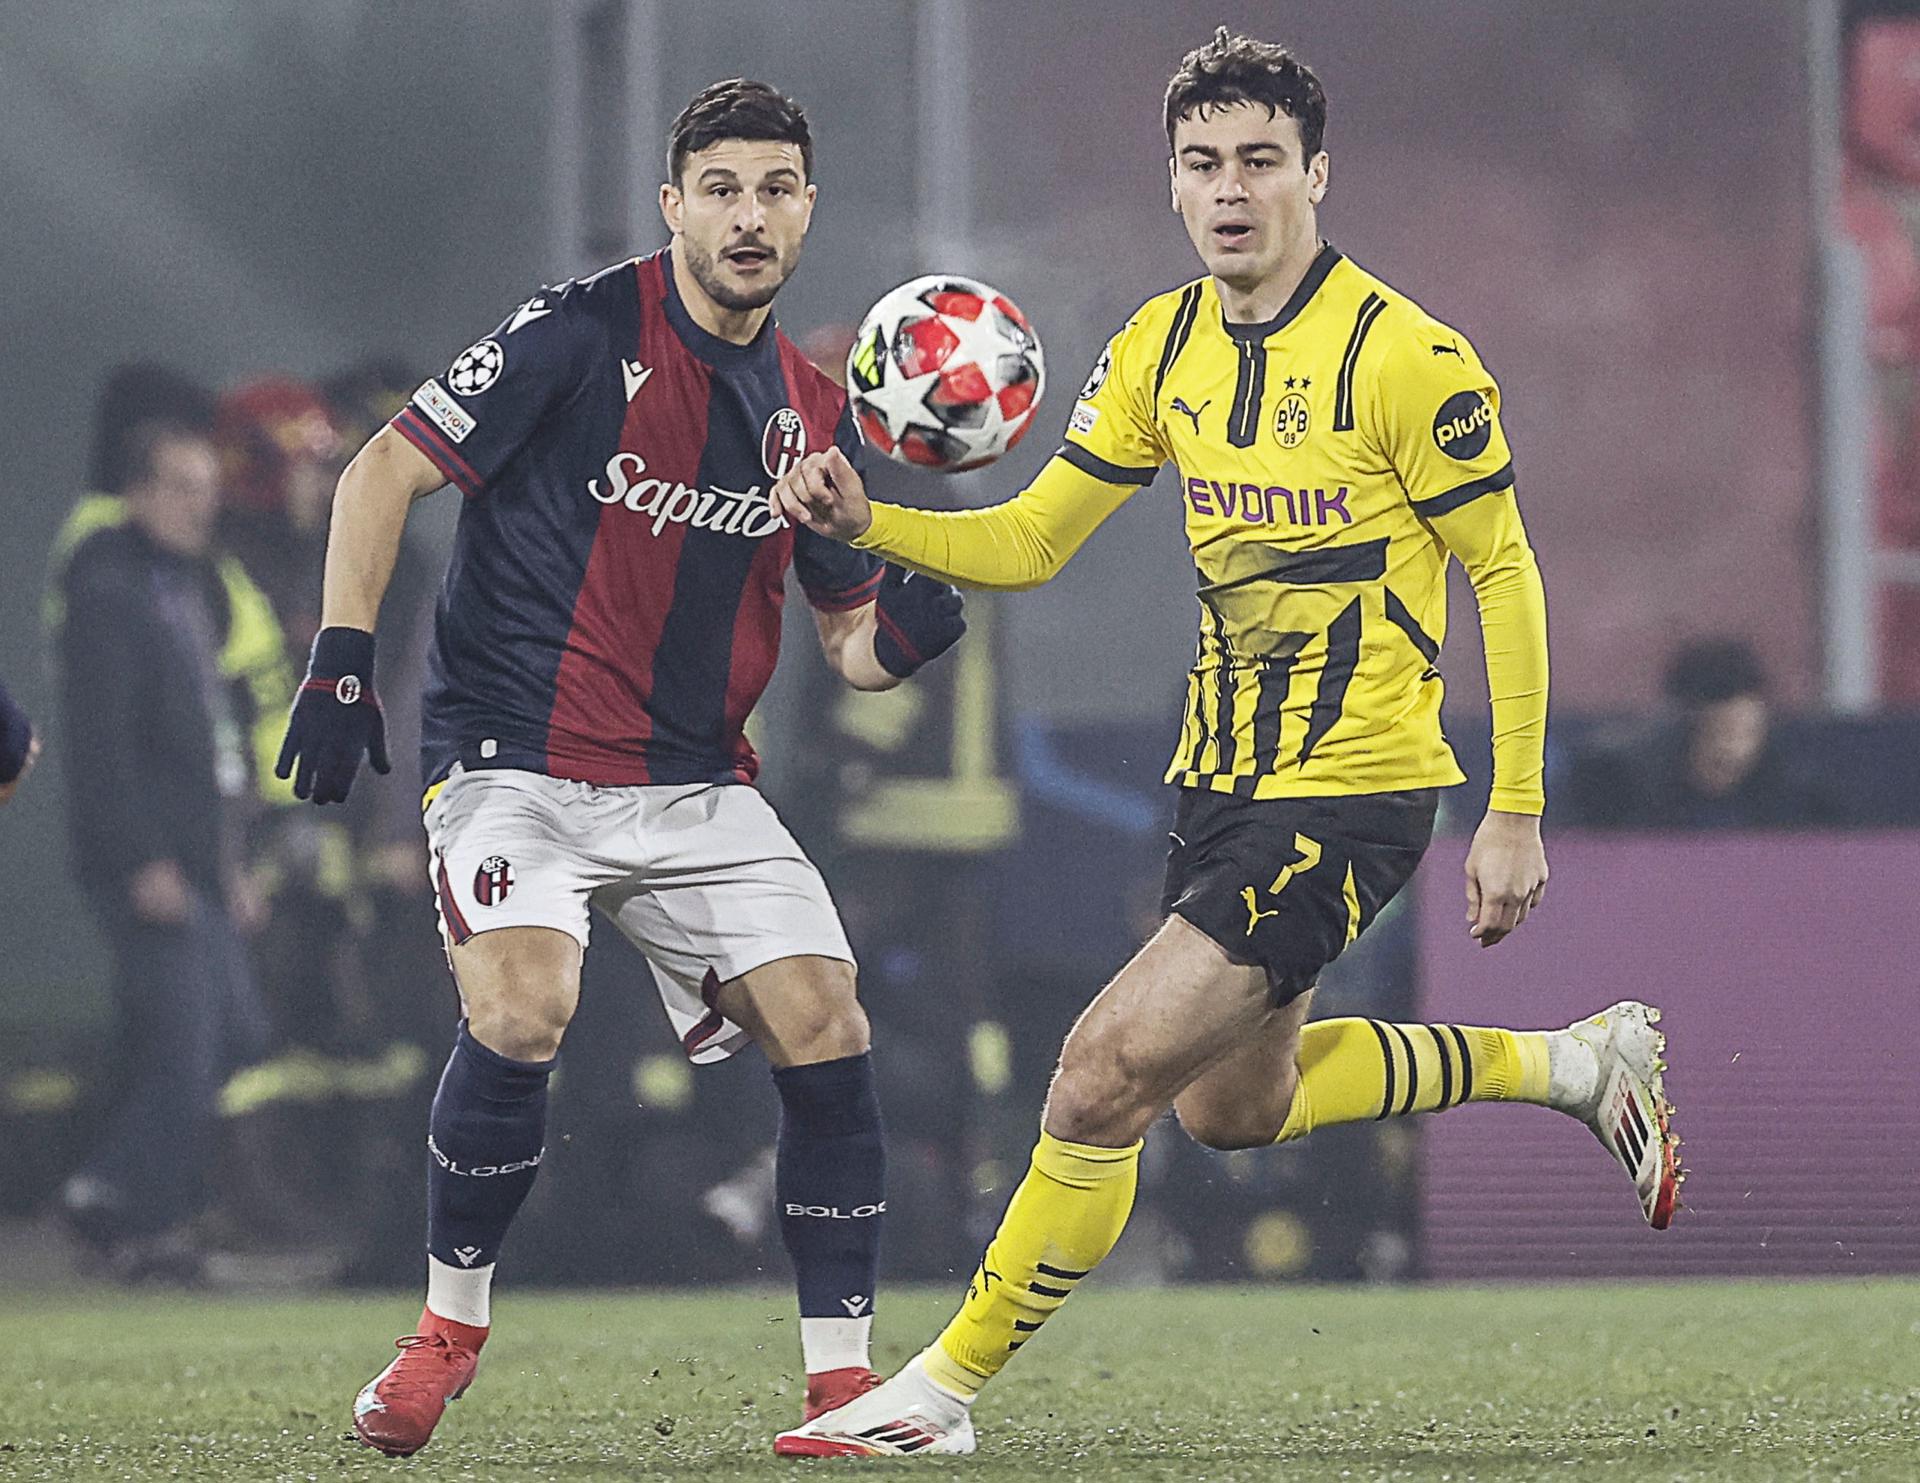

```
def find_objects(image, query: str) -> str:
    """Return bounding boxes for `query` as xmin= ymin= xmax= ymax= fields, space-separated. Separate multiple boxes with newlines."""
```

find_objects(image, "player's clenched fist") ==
xmin=276 ymin=626 xmax=391 ymax=805
xmin=769 ymin=447 xmax=872 ymax=542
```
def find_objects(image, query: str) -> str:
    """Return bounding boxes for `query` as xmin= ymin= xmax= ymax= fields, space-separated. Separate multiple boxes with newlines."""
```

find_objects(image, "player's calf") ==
xmin=1173 ymin=993 xmax=1316 ymax=1148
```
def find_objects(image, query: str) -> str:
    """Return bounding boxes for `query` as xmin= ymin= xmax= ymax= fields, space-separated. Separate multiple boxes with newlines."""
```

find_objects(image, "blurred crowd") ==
xmin=38 ymin=360 xmax=448 ymax=1284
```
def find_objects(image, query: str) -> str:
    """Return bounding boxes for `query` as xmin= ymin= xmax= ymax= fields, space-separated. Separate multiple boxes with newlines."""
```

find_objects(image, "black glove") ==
xmin=275 ymin=627 xmax=390 ymax=804
xmin=871 ymin=563 xmax=966 ymax=679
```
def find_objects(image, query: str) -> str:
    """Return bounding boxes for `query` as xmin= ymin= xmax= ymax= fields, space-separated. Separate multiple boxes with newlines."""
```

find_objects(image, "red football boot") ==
xmin=351 ymin=1307 xmax=487 ymax=1457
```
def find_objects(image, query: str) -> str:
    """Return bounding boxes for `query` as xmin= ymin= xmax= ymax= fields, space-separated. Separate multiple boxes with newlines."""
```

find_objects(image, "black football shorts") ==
xmin=1160 ymin=787 xmax=1439 ymax=1005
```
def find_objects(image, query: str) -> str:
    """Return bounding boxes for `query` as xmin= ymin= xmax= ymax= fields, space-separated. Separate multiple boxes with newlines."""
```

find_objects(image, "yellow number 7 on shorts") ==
xmin=1241 ymin=832 xmax=1322 ymax=935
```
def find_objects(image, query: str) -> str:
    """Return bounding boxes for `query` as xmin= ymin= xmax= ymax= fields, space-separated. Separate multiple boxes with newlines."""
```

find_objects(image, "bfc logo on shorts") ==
xmin=474 ymin=855 xmax=514 ymax=906
xmin=761 ymin=407 xmax=808 ymax=479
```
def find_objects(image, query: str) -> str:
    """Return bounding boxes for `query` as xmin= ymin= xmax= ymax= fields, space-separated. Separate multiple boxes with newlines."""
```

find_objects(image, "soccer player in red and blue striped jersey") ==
xmin=278 ymin=79 xmax=965 ymax=1458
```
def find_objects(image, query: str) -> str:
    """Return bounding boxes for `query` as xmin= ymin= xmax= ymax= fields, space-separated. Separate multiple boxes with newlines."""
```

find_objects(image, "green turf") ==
xmin=0 ymin=1281 xmax=1914 ymax=1480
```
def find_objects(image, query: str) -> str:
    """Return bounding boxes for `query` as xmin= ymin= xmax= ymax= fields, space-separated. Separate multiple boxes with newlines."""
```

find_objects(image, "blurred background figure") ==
xmin=0 ymin=678 xmax=37 ymax=807
xmin=1562 ymin=637 xmax=1848 ymax=830
xmin=209 ymin=374 xmax=439 ymax=1268
xmin=51 ymin=417 xmax=271 ymax=1282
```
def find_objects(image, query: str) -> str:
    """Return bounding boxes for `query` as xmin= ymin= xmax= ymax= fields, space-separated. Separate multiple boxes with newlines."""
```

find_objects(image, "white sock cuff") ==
xmin=427 ymin=1254 xmax=496 ymax=1328
xmin=800 ymin=1314 xmax=872 ymax=1374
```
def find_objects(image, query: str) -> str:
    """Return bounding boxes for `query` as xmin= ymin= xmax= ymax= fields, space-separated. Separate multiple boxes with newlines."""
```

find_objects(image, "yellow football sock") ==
xmin=1274 ymin=1018 xmax=1551 ymax=1143
xmin=923 ymin=1131 xmax=1140 ymax=1399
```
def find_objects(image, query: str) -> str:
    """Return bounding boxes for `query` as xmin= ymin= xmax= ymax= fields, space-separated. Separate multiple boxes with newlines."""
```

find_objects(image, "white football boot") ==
xmin=774 ymin=1352 xmax=976 ymax=1458
xmin=1550 ymin=1000 xmax=1684 ymax=1229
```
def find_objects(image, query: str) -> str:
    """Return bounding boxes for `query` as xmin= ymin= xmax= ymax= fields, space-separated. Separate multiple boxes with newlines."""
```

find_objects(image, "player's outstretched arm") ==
xmin=1429 ymin=491 xmax=1550 ymax=948
xmin=276 ymin=427 xmax=444 ymax=805
xmin=770 ymin=448 xmax=1136 ymax=592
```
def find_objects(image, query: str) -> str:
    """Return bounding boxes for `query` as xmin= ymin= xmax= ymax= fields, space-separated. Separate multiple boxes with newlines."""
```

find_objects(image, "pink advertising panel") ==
xmin=1417 ymin=834 xmax=1920 ymax=1279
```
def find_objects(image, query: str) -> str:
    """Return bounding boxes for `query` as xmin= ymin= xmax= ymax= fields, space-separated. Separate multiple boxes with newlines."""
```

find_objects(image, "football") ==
xmin=846 ymin=274 xmax=1045 ymax=472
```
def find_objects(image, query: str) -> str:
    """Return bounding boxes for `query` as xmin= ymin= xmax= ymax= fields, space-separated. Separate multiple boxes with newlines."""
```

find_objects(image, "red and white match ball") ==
xmin=845 ymin=275 xmax=1045 ymax=473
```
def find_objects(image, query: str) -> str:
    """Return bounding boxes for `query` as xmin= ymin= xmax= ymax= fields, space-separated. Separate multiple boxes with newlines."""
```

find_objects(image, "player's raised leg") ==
xmin=776 ymin=914 xmax=1270 ymax=1457
xmin=1173 ymin=1000 xmax=1682 ymax=1228
xmin=713 ymin=955 xmax=889 ymax=1421
xmin=352 ymin=922 xmax=580 ymax=1458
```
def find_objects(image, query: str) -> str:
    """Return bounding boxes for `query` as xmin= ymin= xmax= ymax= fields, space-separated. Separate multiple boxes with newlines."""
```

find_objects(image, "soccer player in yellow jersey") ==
xmin=770 ymin=31 xmax=1683 ymax=1457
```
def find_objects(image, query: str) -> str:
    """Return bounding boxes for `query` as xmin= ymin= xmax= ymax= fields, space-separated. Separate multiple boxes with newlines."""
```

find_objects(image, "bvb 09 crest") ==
xmin=1273 ymin=390 xmax=1311 ymax=449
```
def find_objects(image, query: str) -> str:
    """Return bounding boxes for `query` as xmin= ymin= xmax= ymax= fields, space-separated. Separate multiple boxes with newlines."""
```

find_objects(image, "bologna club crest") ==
xmin=474 ymin=855 xmax=514 ymax=906
xmin=761 ymin=407 xmax=808 ymax=479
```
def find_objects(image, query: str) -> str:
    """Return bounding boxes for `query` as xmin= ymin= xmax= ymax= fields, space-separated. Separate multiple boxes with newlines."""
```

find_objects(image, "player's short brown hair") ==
xmin=1164 ymin=28 xmax=1326 ymax=163
xmin=668 ymin=78 xmax=813 ymax=185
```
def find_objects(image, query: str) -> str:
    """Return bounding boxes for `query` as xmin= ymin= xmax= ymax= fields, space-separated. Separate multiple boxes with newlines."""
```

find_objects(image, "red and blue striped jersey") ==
xmin=392 ymin=249 xmax=882 ymax=789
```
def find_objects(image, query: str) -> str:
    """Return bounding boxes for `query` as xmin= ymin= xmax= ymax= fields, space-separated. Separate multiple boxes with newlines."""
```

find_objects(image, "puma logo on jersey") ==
xmin=1431 ymin=341 xmax=1463 ymax=359
xmin=1170 ymin=396 xmax=1211 ymax=434
xmin=1242 ymin=886 xmax=1282 ymax=935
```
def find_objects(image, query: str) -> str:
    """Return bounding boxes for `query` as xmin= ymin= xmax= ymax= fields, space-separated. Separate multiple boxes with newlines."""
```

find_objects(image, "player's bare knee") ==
xmin=1045 ymin=1039 xmax=1162 ymax=1145
xmin=465 ymin=986 xmax=574 ymax=1063
xmin=785 ymin=988 xmax=870 ymax=1064
xmin=734 ymin=962 xmax=870 ymax=1066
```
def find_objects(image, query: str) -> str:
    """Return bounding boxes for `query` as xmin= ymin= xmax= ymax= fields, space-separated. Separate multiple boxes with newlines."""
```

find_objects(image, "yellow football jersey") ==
xmin=1060 ymin=244 xmax=1520 ymax=801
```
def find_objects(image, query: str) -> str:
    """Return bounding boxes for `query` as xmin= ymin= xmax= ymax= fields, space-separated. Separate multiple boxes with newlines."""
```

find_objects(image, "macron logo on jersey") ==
xmin=587 ymin=451 xmax=789 ymax=540
xmin=507 ymin=296 xmax=551 ymax=333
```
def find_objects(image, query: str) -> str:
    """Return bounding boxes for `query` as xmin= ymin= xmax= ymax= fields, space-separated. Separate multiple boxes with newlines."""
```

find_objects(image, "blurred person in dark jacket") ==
xmin=0 ymin=678 xmax=38 ymax=805
xmin=48 ymin=363 xmax=295 ymax=798
xmin=54 ymin=418 xmax=271 ymax=1280
xmin=1564 ymin=637 xmax=1846 ymax=829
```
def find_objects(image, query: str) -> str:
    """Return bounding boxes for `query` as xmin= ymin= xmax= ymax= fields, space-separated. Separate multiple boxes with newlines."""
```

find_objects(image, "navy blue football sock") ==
xmin=774 ymin=1052 xmax=886 ymax=1323
xmin=425 ymin=1020 xmax=554 ymax=1273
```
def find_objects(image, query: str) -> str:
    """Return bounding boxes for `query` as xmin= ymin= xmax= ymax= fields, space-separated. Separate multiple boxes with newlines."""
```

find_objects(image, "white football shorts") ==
xmin=424 ymin=766 xmax=853 ymax=1063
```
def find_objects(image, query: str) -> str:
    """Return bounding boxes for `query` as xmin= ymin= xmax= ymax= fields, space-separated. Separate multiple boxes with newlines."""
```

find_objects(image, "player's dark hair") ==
xmin=1165 ymin=28 xmax=1327 ymax=164
xmin=88 ymin=362 xmax=216 ymax=494
xmin=1664 ymin=638 xmax=1768 ymax=707
xmin=667 ymin=78 xmax=813 ymax=186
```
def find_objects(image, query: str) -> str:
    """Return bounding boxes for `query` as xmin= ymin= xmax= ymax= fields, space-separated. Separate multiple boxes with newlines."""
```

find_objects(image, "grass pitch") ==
xmin=0 ymin=1281 xmax=1914 ymax=1480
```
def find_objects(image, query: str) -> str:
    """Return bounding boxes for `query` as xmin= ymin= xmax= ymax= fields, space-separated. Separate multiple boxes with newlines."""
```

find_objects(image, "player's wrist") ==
xmin=309 ymin=626 xmax=376 ymax=682
xmin=846 ymin=501 xmax=886 ymax=548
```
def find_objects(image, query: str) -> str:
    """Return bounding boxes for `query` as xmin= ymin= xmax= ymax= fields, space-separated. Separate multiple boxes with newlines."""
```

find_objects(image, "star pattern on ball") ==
xmin=847 ymin=275 xmax=1045 ymax=471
